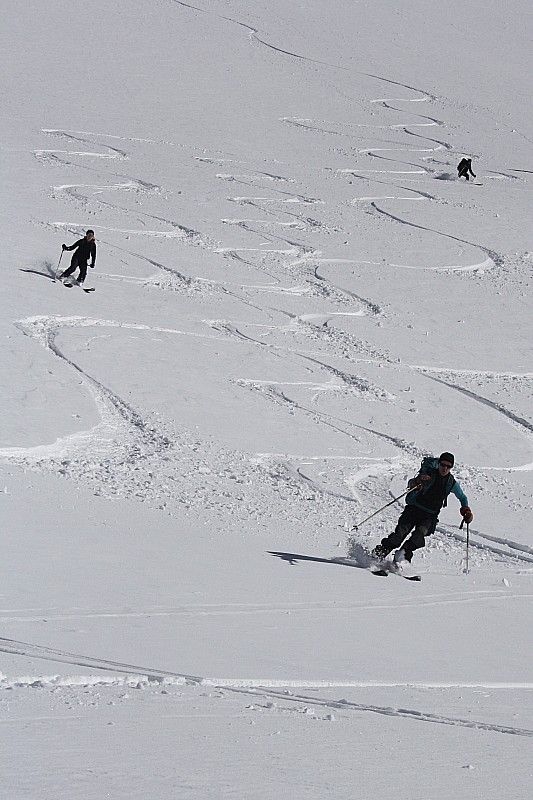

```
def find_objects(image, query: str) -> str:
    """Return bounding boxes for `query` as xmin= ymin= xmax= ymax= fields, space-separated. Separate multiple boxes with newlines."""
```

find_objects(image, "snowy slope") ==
xmin=1 ymin=0 xmax=532 ymax=798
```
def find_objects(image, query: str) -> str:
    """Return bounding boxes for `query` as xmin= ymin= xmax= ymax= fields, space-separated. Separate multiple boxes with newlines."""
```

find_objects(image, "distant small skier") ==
xmin=371 ymin=452 xmax=473 ymax=566
xmin=457 ymin=158 xmax=476 ymax=181
xmin=59 ymin=230 xmax=96 ymax=284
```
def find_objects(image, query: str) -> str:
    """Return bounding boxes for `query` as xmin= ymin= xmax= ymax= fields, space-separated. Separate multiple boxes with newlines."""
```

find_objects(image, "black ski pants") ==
xmin=62 ymin=255 xmax=88 ymax=283
xmin=379 ymin=505 xmax=438 ymax=559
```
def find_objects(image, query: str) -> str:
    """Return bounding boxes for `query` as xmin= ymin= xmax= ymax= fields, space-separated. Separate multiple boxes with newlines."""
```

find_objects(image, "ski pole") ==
xmin=56 ymin=249 xmax=64 ymax=279
xmin=460 ymin=518 xmax=470 ymax=573
xmin=350 ymin=486 xmax=416 ymax=532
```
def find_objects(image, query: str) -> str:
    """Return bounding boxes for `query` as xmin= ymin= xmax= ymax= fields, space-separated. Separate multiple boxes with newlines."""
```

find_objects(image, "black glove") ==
xmin=90 ymin=263 xmax=95 ymax=268
xmin=62 ymin=244 xmax=67 ymax=250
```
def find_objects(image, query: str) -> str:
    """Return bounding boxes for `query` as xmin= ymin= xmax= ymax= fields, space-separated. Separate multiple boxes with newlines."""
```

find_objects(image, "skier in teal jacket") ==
xmin=372 ymin=452 xmax=473 ymax=565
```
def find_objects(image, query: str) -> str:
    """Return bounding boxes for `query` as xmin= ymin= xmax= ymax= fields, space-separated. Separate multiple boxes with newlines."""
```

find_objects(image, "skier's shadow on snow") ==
xmin=20 ymin=265 xmax=56 ymax=282
xmin=268 ymin=551 xmax=360 ymax=569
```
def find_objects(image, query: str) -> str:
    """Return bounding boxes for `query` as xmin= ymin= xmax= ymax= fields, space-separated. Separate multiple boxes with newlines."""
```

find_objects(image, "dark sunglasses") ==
xmin=439 ymin=462 xmax=453 ymax=469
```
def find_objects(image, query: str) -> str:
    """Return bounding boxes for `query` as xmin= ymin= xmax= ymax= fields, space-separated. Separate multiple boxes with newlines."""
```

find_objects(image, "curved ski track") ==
xmin=9 ymin=0 xmax=532 ymax=568
xmin=4 ymin=9 xmax=532 ymax=761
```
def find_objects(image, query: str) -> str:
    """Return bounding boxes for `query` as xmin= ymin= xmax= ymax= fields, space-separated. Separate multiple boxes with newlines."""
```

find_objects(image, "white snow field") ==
xmin=1 ymin=0 xmax=532 ymax=797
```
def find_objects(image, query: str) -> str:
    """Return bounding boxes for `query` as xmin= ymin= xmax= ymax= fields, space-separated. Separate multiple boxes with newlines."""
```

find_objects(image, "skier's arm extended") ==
xmin=451 ymin=481 xmax=469 ymax=507
xmin=62 ymin=239 xmax=83 ymax=252
xmin=90 ymin=241 xmax=96 ymax=267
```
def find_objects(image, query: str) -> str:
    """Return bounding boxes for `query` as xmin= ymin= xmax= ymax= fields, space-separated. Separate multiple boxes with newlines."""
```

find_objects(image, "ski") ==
xmin=62 ymin=281 xmax=95 ymax=292
xmin=371 ymin=569 xmax=421 ymax=581
xmin=335 ymin=548 xmax=421 ymax=581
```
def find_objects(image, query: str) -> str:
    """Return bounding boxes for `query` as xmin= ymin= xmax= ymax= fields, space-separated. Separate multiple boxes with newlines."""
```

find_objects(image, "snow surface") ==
xmin=1 ymin=0 xmax=532 ymax=797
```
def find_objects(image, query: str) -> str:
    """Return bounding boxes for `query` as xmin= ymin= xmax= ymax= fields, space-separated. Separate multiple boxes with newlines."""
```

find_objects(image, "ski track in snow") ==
xmin=437 ymin=524 xmax=533 ymax=565
xmin=38 ymin=23 xmax=499 ymax=281
xmin=1 ymin=638 xmax=531 ymax=738
xmin=228 ymin=319 xmax=533 ymax=474
xmin=228 ymin=687 xmax=533 ymax=738
xmin=0 ymin=316 xmax=174 ymax=503
xmin=4 ymin=307 xmax=531 ymax=531
xmin=36 ymin=82 xmax=502 ymax=326
xmin=2 ymin=313 xmax=218 ymax=468
xmin=10 ymin=1 xmax=529 ymax=581
xmin=2 ymin=587 xmax=533 ymax=624
xmin=2 ymin=675 xmax=532 ymax=738
xmin=4 ymin=11 xmax=532 ymax=767
xmin=18 ymin=120 xmax=533 ymax=542
xmin=2 ymin=571 xmax=532 ymax=737
xmin=3 ymin=314 xmax=386 ymax=522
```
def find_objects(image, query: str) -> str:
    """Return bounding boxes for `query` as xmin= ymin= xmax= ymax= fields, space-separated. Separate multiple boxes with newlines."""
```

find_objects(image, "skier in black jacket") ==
xmin=457 ymin=158 xmax=476 ymax=181
xmin=59 ymin=230 xmax=96 ymax=283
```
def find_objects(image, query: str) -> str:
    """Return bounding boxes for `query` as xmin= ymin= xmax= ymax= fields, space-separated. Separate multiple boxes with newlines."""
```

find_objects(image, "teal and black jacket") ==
xmin=406 ymin=458 xmax=468 ymax=515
